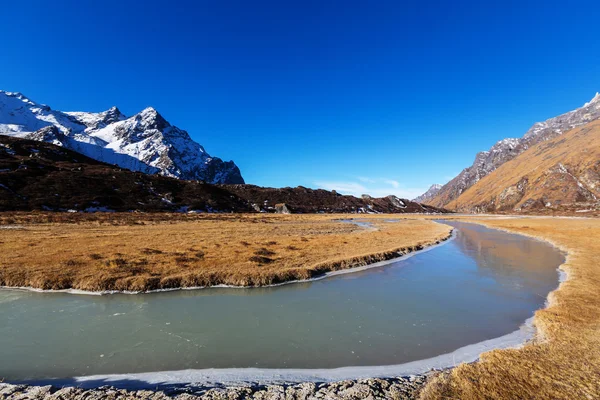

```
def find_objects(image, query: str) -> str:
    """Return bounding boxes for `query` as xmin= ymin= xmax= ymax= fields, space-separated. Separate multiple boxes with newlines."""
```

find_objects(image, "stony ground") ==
xmin=0 ymin=376 xmax=427 ymax=400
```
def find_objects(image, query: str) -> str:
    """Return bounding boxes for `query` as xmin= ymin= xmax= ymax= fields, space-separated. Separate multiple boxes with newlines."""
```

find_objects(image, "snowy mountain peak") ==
xmin=105 ymin=106 xmax=125 ymax=120
xmin=65 ymin=106 xmax=128 ymax=132
xmin=0 ymin=90 xmax=32 ymax=103
xmin=140 ymin=106 xmax=159 ymax=116
xmin=584 ymin=92 xmax=600 ymax=107
xmin=0 ymin=90 xmax=244 ymax=184
xmin=135 ymin=107 xmax=170 ymax=129
xmin=104 ymin=106 xmax=126 ymax=121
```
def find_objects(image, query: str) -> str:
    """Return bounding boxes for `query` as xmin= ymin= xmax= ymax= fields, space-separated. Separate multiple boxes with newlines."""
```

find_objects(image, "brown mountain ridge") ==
xmin=446 ymin=119 xmax=600 ymax=214
xmin=426 ymin=92 xmax=600 ymax=210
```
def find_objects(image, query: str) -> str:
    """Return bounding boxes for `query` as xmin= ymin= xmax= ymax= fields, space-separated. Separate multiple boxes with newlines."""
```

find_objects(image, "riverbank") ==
xmin=1 ymin=375 xmax=427 ymax=399
xmin=421 ymin=216 xmax=600 ymax=399
xmin=0 ymin=214 xmax=451 ymax=292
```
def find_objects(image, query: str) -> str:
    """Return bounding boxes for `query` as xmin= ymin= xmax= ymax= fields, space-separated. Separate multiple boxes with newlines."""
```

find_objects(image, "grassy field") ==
xmin=0 ymin=213 xmax=451 ymax=292
xmin=3 ymin=212 xmax=598 ymax=399
xmin=421 ymin=216 xmax=600 ymax=400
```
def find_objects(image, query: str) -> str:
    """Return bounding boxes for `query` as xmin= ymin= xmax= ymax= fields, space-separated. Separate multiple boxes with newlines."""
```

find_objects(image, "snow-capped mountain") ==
xmin=426 ymin=92 xmax=600 ymax=207
xmin=0 ymin=90 xmax=244 ymax=183
xmin=412 ymin=184 xmax=442 ymax=203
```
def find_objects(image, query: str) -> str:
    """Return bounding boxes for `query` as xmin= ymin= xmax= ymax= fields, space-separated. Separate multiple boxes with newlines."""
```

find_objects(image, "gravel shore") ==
xmin=0 ymin=376 xmax=428 ymax=399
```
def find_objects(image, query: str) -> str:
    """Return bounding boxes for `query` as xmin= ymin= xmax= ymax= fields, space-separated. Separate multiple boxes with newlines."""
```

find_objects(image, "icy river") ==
xmin=0 ymin=221 xmax=564 ymax=387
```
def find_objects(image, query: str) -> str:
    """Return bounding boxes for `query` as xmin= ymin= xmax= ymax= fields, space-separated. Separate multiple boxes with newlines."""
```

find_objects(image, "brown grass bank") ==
xmin=0 ymin=213 xmax=451 ymax=292
xmin=421 ymin=216 xmax=600 ymax=400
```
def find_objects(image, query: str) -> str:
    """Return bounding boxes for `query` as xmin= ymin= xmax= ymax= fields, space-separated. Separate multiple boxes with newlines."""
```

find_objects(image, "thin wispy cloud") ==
xmin=382 ymin=179 xmax=400 ymax=188
xmin=314 ymin=177 xmax=426 ymax=200
xmin=314 ymin=181 xmax=369 ymax=195
xmin=357 ymin=177 xmax=376 ymax=184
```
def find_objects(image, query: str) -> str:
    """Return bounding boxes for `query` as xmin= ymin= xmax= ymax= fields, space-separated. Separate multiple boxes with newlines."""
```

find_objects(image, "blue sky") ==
xmin=1 ymin=1 xmax=599 ymax=198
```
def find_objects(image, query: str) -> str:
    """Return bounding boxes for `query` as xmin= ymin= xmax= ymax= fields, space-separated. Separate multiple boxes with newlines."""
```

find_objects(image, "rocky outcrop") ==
xmin=427 ymin=92 xmax=600 ymax=208
xmin=0 ymin=376 xmax=428 ymax=400
xmin=0 ymin=90 xmax=244 ymax=184
xmin=275 ymin=203 xmax=291 ymax=214
xmin=23 ymin=126 xmax=66 ymax=144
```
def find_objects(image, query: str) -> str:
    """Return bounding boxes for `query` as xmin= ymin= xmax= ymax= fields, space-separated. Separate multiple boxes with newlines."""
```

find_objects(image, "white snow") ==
xmin=0 ymin=90 xmax=242 ymax=184
xmin=583 ymin=92 xmax=600 ymax=107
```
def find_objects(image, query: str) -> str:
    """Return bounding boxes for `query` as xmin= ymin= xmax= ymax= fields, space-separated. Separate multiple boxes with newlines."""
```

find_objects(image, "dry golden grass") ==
xmin=0 ymin=213 xmax=451 ymax=292
xmin=420 ymin=216 xmax=600 ymax=400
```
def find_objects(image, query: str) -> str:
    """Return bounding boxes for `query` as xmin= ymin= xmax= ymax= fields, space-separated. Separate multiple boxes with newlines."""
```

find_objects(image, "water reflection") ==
xmin=447 ymin=221 xmax=563 ymax=298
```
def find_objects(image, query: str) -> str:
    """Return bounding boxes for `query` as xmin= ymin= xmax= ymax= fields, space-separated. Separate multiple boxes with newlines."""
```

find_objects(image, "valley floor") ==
xmin=2 ymin=214 xmax=600 ymax=399
xmin=0 ymin=213 xmax=451 ymax=292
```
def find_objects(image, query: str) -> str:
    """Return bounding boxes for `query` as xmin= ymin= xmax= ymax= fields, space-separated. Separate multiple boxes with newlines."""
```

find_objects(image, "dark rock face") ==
xmin=192 ymin=157 xmax=245 ymax=184
xmin=23 ymin=126 xmax=66 ymax=143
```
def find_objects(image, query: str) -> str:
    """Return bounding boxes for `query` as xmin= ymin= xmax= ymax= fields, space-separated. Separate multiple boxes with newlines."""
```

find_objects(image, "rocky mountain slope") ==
xmin=426 ymin=92 xmax=600 ymax=208
xmin=0 ymin=135 xmax=447 ymax=214
xmin=444 ymin=119 xmax=600 ymax=213
xmin=0 ymin=90 xmax=244 ymax=184
xmin=412 ymin=184 xmax=442 ymax=203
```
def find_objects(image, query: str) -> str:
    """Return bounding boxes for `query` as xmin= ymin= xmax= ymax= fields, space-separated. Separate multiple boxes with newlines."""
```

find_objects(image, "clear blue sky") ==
xmin=1 ymin=0 xmax=599 ymax=198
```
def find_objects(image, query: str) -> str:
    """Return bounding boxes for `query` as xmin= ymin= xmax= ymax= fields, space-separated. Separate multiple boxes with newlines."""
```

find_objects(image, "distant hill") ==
xmin=426 ymin=92 xmax=600 ymax=210
xmin=0 ymin=135 xmax=447 ymax=214
xmin=222 ymin=184 xmax=445 ymax=214
xmin=444 ymin=119 xmax=600 ymax=214
xmin=412 ymin=184 xmax=442 ymax=203
xmin=0 ymin=90 xmax=244 ymax=184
